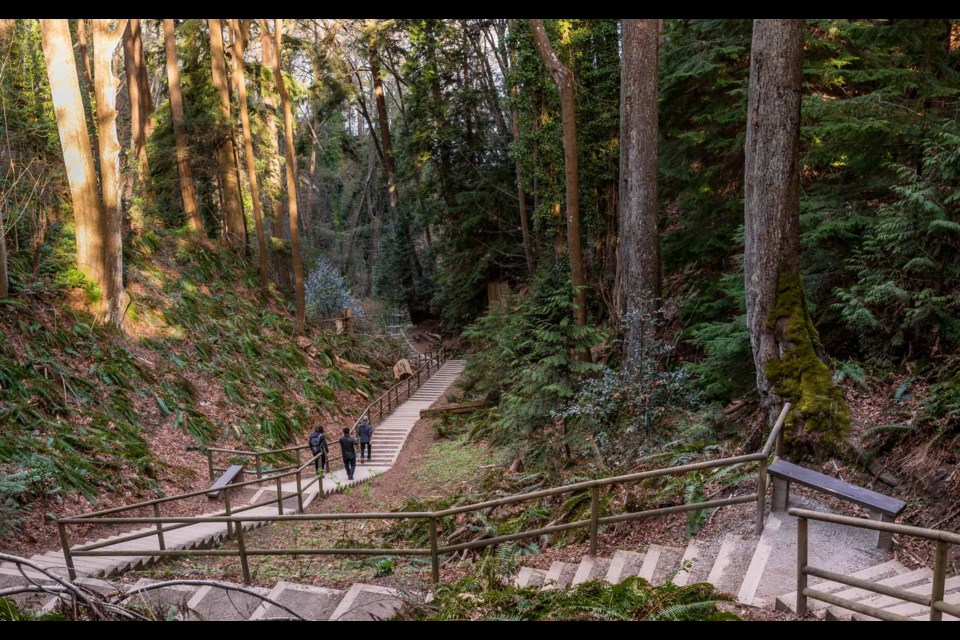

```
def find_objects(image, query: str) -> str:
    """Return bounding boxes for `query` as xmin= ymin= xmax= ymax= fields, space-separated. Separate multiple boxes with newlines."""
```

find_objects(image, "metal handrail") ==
xmin=55 ymin=347 xmax=449 ymax=580
xmin=789 ymin=507 xmax=960 ymax=621
xmin=206 ymin=347 xmax=446 ymax=480
xmin=58 ymin=402 xmax=792 ymax=587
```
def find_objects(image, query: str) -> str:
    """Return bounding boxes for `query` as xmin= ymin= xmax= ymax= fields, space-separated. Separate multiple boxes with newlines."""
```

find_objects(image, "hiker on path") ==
xmin=339 ymin=427 xmax=358 ymax=480
xmin=357 ymin=416 xmax=373 ymax=463
xmin=309 ymin=426 xmax=329 ymax=475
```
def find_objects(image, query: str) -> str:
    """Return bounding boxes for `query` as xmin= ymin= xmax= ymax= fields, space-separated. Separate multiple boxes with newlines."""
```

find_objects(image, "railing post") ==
xmin=56 ymin=520 xmax=77 ymax=581
xmin=223 ymin=488 xmax=234 ymax=540
xmin=931 ymin=540 xmax=948 ymax=621
xmin=255 ymin=454 xmax=263 ymax=480
xmin=295 ymin=448 xmax=301 ymax=467
xmin=296 ymin=469 xmax=304 ymax=514
xmin=756 ymin=457 xmax=767 ymax=536
xmin=429 ymin=516 xmax=440 ymax=584
xmin=589 ymin=486 xmax=600 ymax=556
xmin=153 ymin=503 xmax=166 ymax=550
xmin=796 ymin=516 xmax=808 ymax=617
xmin=235 ymin=518 xmax=251 ymax=586
xmin=276 ymin=476 xmax=284 ymax=515
xmin=207 ymin=449 xmax=214 ymax=481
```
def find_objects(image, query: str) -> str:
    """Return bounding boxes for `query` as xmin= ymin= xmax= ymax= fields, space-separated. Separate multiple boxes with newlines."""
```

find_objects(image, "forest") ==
xmin=0 ymin=18 xmax=958 ymax=621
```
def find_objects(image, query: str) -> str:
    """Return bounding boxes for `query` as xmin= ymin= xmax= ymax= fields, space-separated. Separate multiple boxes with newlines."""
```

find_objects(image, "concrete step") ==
xmin=637 ymin=544 xmax=666 ymax=582
xmin=187 ymin=583 xmax=272 ymax=621
xmin=249 ymin=581 xmax=345 ymax=620
xmin=605 ymin=550 xmax=645 ymax=584
xmin=542 ymin=561 xmax=579 ymax=590
xmin=514 ymin=567 xmax=548 ymax=588
xmin=651 ymin=545 xmax=685 ymax=585
xmin=671 ymin=542 xmax=701 ymax=586
xmin=571 ymin=556 xmax=612 ymax=585
xmin=812 ymin=567 xmax=933 ymax=614
xmin=844 ymin=579 xmax=960 ymax=621
xmin=706 ymin=534 xmax=759 ymax=598
xmin=775 ymin=558 xmax=907 ymax=613
xmin=328 ymin=583 xmax=406 ymax=621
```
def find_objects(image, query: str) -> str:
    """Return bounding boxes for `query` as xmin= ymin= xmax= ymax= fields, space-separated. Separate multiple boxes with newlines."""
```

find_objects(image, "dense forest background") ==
xmin=1 ymin=19 xmax=959 ymax=544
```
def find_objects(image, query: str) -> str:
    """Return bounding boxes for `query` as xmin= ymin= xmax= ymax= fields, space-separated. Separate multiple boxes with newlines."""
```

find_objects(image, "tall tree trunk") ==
xmin=367 ymin=21 xmax=400 ymax=222
xmin=619 ymin=19 xmax=662 ymax=373
xmin=93 ymin=19 xmax=130 ymax=326
xmin=743 ymin=19 xmax=849 ymax=451
xmin=208 ymin=18 xmax=245 ymax=249
xmin=230 ymin=19 xmax=269 ymax=297
xmin=268 ymin=19 xmax=306 ymax=334
xmin=163 ymin=19 xmax=205 ymax=236
xmin=123 ymin=19 xmax=153 ymax=213
xmin=40 ymin=20 xmax=110 ymax=314
xmin=260 ymin=24 xmax=285 ymax=240
xmin=507 ymin=20 xmax=535 ymax=275
xmin=529 ymin=19 xmax=590 ymax=362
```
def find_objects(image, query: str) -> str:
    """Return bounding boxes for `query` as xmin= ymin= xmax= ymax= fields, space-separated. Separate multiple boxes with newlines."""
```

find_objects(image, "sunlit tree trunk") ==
xmin=93 ymin=19 xmax=130 ymax=326
xmin=208 ymin=18 xmax=245 ymax=249
xmin=162 ymin=19 xmax=205 ymax=236
xmin=619 ymin=19 xmax=662 ymax=373
xmin=506 ymin=20 xmax=535 ymax=275
xmin=40 ymin=20 xmax=107 ymax=311
xmin=529 ymin=19 xmax=590 ymax=362
xmin=366 ymin=20 xmax=400 ymax=223
xmin=267 ymin=19 xmax=306 ymax=334
xmin=123 ymin=19 xmax=154 ymax=212
xmin=230 ymin=19 xmax=269 ymax=297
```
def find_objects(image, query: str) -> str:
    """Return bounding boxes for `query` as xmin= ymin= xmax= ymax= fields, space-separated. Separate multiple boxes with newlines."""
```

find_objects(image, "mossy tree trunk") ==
xmin=743 ymin=19 xmax=849 ymax=452
xmin=619 ymin=19 xmax=662 ymax=375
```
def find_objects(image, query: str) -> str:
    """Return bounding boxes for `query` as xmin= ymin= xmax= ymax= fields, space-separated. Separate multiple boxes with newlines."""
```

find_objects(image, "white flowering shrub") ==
xmin=305 ymin=254 xmax=363 ymax=319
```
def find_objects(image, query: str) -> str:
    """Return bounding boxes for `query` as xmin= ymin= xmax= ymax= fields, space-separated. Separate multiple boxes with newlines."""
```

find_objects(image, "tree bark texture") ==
xmin=619 ymin=19 xmax=662 ymax=373
xmin=163 ymin=19 xmax=205 ymax=236
xmin=260 ymin=24 xmax=286 ymax=240
xmin=40 ymin=20 xmax=110 ymax=315
xmin=529 ymin=19 xmax=590 ymax=361
xmin=743 ymin=19 xmax=849 ymax=448
xmin=208 ymin=18 xmax=245 ymax=249
xmin=92 ymin=19 xmax=130 ymax=326
xmin=230 ymin=19 xmax=269 ymax=297
xmin=268 ymin=19 xmax=306 ymax=334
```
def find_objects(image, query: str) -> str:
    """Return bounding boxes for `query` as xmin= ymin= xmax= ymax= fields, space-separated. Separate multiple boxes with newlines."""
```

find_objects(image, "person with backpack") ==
xmin=339 ymin=427 xmax=358 ymax=480
xmin=357 ymin=416 xmax=373 ymax=463
xmin=309 ymin=426 xmax=329 ymax=475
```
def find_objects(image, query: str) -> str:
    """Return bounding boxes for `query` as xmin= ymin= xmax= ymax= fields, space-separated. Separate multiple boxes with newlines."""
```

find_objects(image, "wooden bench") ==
xmin=768 ymin=459 xmax=906 ymax=549
xmin=206 ymin=464 xmax=245 ymax=500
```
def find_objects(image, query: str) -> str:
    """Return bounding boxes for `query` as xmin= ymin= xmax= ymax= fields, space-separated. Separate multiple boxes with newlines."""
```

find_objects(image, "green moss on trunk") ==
xmin=765 ymin=270 xmax=850 ymax=451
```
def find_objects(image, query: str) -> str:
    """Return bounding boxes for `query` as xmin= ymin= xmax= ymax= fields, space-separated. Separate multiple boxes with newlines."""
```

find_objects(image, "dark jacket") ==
xmin=339 ymin=435 xmax=358 ymax=460
xmin=357 ymin=422 xmax=374 ymax=443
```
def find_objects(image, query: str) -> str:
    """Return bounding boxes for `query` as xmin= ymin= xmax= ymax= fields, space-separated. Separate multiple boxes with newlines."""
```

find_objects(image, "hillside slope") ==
xmin=0 ymin=227 xmax=396 ymax=554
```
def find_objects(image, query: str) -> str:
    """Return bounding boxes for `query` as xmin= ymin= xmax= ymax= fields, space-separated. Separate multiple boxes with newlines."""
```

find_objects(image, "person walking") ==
xmin=339 ymin=427 xmax=358 ymax=480
xmin=309 ymin=426 xmax=329 ymax=475
xmin=357 ymin=416 xmax=373 ymax=464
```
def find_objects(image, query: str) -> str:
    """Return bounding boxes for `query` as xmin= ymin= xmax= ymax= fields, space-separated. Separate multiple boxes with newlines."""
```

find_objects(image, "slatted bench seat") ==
xmin=206 ymin=464 xmax=245 ymax=500
xmin=768 ymin=459 xmax=906 ymax=549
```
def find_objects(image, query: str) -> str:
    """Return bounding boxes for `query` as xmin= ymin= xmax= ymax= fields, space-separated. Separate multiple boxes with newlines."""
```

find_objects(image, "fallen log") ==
xmin=393 ymin=358 xmax=414 ymax=380
xmin=334 ymin=355 xmax=370 ymax=377
xmin=419 ymin=400 xmax=485 ymax=418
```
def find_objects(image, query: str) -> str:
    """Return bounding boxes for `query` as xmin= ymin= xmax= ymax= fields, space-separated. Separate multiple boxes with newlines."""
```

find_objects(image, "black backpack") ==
xmin=309 ymin=431 xmax=323 ymax=454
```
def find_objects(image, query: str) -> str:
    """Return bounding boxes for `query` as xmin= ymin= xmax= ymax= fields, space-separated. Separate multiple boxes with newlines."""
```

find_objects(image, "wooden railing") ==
xmin=57 ymin=402 xmax=790 ymax=586
xmin=55 ymin=347 xmax=447 ymax=581
xmin=206 ymin=347 xmax=447 ymax=481
xmin=789 ymin=507 xmax=960 ymax=621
